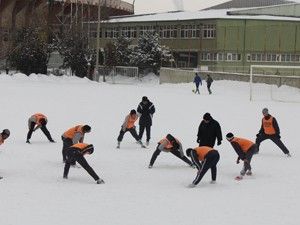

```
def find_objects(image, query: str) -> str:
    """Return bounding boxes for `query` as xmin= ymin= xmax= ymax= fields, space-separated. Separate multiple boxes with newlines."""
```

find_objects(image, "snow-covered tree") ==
xmin=56 ymin=27 xmax=95 ymax=78
xmin=115 ymin=36 xmax=132 ymax=66
xmin=104 ymin=42 xmax=117 ymax=68
xmin=129 ymin=32 xmax=173 ymax=74
xmin=8 ymin=27 xmax=50 ymax=75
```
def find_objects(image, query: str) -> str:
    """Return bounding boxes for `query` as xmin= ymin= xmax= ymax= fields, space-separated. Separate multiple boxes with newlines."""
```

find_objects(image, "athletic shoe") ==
xmin=26 ymin=140 xmax=30 ymax=144
xmin=286 ymin=153 xmax=292 ymax=157
xmin=210 ymin=180 xmax=216 ymax=184
xmin=63 ymin=175 xmax=68 ymax=179
xmin=146 ymin=141 xmax=149 ymax=146
xmin=148 ymin=165 xmax=153 ymax=169
xmin=188 ymin=183 xmax=196 ymax=188
xmin=96 ymin=179 xmax=105 ymax=184
xmin=246 ymin=171 xmax=252 ymax=176
xmin=116 ymin=142 xmax=120 ymax=149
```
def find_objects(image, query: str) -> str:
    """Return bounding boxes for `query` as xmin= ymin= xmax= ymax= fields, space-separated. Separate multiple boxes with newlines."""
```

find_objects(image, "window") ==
xmin=121 ymin=27 xmax=137 ymax=38
xmin=139 ymin=26 xmax=156 ymax=37
xmin=202 ymin=24 xmax=216 ymax=39
xmin=180 ymin=25 xmax=200 ymax=39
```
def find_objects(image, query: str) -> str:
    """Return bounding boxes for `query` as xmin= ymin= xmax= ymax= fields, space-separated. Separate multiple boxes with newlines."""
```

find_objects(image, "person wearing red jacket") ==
xmin=63 ymin=143 xmax=104 ymax=184
xmin=186 ymin=146 xmax=220 ymax=187
xmin=148 ymin=134 xmax=193 ymax=168
xmin=226 ymin=133 xmax=257 ymax=180
xmin=255 ymin=108 xmax=291 ymax=156
xmin=117 ymin=109 xmax=145 ymax=148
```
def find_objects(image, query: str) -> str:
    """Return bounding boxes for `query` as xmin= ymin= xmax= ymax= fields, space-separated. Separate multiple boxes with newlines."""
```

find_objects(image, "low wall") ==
xmin=159 ymin=67 xmax=300 ymax=89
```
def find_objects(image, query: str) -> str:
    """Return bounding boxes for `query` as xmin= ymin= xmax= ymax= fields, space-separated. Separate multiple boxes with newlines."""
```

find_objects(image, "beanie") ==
xmin=203 ymin=113 xmax=212 ymax=121
xmin=226 ymin=132 xmax=234 ymax=141
xmin=262 ymin=108 xmax=269 ymax=115
xmin=142 ymin=96 xmax=148 ymax=102
xmin=130 ymin=109 xmax=136 ymax=115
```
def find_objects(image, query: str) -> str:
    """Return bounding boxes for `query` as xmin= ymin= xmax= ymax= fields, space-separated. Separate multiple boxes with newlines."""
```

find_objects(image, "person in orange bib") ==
xmin=63 ymin=143 xmax=104 ymax=184
xmin=0 ymin=129 xmax=10 ymax=146
xmin=186 ymin=146 xmax=220 ymax=187
xmin=117 ymin=109 xmax=145 ymax=148
xmin=226 ymin=133 xmax=257 ymax=180
xmin=256 ymin=108 xmax=290 ymax=156
xmin=26 ymin=113 xmax=55 ymax=144
xmin=148 ymin=134 xmax=193 ymax=168
xmin=61 ymin=125 xmax=91 ymax=163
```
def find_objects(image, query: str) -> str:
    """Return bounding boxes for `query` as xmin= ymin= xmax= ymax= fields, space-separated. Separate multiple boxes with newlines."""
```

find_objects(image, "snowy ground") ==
xmin=0 ymin=73 xmax=299 ymax=225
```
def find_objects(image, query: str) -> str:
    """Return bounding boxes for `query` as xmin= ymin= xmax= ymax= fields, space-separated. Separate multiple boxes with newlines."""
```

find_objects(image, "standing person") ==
xmin=255 ymin=108 xmax=291 ymax=156
xmin=193 ymin=73 xmax=202 ymax=94
xmin=206 ymin=74 xmax=213 ymax=94
xmin=61 ymin=125 xmax=91 ymax=163
xmin=63 ymin=143 xmax=104 ymax=184
xmin=197 ymin=113 xmax=222 ymax=147
xmin=137 ymin=96 xmax=155 ymax=146
xmin=26 ymin=113 xmax=55 ymax=144
xmin=186 ymin=146 xmax=220 ymax=187
xmin=117 ymin=109 xmax=145 ymax=148
xmin=0 ymin=129 xmax=10 ymax=179
xmin=148 ymin=134 xmax=193 ymax=168
xmin=226 ymin=133 xmax=257 ymax=180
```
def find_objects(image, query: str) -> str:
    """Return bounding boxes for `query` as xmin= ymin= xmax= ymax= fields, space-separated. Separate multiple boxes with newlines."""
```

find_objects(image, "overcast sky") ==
xmin=128 ymin=0 xmax=230 ymax=14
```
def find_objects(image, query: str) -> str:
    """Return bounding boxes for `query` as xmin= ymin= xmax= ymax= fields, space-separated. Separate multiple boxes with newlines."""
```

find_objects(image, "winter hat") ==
xmin=203 ymin=113 xmax=212 ymax=121
xmin=226 ymin=133 xmax=234 ymax=141
xmin=262 ymin=108 xmax=269 ymax=115
xmin=82 ymin=125 xmax=91 ymax=133
xmin=186 ymin=148 xmax=193 ymax=157
xmin=130 ymin=109 xmax=137 ymax=115
xmin=142 ymin=96 xmax=148 ymax=102
xmin=2 ymin=129 xmax=10 ymax=137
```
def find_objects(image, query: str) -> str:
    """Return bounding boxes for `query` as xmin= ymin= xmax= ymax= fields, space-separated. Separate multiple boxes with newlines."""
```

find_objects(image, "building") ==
xmin=0 ymin=0 xmax=134 ymax=61
xmin=96 ymin=2 xmax=300 ymax=74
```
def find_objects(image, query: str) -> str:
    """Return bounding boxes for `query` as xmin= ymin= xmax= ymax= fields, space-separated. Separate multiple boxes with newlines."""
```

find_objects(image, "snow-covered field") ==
xmin=0 ymin=73 xmax=299 ymax=225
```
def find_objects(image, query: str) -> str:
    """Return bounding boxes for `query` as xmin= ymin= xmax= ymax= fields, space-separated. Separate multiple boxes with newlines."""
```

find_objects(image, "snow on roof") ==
xmin=106 ymin=7 xmax=300 ymax=23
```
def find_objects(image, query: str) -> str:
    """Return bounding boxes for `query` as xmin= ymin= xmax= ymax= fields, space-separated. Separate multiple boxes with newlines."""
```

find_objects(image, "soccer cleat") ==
xmin=49 ymin=139 xmax=55 ymax=143
xmin=235 ymin=175 xmax=243 ymax=181
xmin=286 ymin=153 xmax=292 ymax=157
xmin=210 ymin=180 xmax=216 ymax=184
xmin=63 ymin=175 xmax=68 ymax=179
xmin=188 ymin=183 xmax=196 ymax=188
xmin=26 ymin=140 xmax=30 ymax=144
xmin=137 ymin=140 xmax=146 ymax=148
xmin=148 ymin=165 xmax=153 ymax=169
xmin=96 ymin=179 xmax=105 ymax=184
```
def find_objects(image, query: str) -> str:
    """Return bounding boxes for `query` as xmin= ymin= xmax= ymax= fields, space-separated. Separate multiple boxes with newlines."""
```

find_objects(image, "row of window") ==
xmin=200 ymin=52 xmax=300 ymax=63
xmin=201 ymin=52 xmax=242 ymax=62
xmin=95 ymin=24 xmax=216 ymax=39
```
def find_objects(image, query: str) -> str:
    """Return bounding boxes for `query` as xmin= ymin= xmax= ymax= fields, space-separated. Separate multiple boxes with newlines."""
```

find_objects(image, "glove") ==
xmin=197 ymin=139 xmax=200 ymax=143
xmin=217 ymin=140 xmax=222 ymax=146
xmin=276 ymin=134 xmax=281 ymax=139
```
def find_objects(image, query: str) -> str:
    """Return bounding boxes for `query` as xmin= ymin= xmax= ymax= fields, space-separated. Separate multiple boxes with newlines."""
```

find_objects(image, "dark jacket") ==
xmin=197 ymin=119 xmax=222 ymax=147
xmin=194 ymin=74 xmax=202 ymax=85
xmin=206 ymin=76 xmax=213 ymax=86
xmin=258 ymin=115 xmax=280 ymax=136
xmin=137 ymin=100 xmax=155 ymax=126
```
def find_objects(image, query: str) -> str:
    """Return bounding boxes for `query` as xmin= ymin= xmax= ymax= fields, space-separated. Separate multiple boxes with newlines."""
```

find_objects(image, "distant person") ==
xmin=226 ymin=133 xmax=257 ymax=180
xmin=255 ymin=108 xmax=291 ymax=156
xmin=0 ymin=129 xmax=10 ymax=179
xmin=0 ymin=129 xmax=10 ymax=146
xmin=197 ymin=113 xmax=222 ymax=147
xmin=117 ymin=109 xmax=145 ymax=148
xmin=186 ymin=146 xmax=220 ymax=187
xmin=5 ymin=67 xmax=9 ymax=75
xmin=63 ymin=143 xmax=104 ymax=184
xmin=62 ymin=125 xmax=91 ymax=163
xmin=137 ymin=96 xmax=155 ymax=146
xmin=193 ymin=73 xmax=202 ymax=94
xmin=148 ymin=134 xmax=193 ymax=168
xmin=206 ymin=74 xmax=213 ymax=94
xmin=26 ymin=113 xmax=55 ymax=144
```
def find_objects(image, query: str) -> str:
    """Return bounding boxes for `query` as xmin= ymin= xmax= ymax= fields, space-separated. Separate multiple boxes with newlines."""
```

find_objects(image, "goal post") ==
xmin=250 ymin=65 xmax=300 ymax=102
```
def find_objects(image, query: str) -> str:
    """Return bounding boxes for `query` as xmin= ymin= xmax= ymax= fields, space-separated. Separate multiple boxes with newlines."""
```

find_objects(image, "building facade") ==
xmin=95 ymin=3 xmax=300 ymax=74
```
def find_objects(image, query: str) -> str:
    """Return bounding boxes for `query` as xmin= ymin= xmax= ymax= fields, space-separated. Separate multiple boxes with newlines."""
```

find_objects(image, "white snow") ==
xmin=107 ymin=6 xmax=300 ymax=23
xmin=0 ymin=72 xmax=299 ymax=225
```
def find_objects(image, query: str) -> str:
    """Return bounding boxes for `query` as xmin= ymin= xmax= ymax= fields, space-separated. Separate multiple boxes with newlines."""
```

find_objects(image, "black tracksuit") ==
xmin=255 ymin=115 xmax=290 ymax=154
xmin=197 ymin=119 xmax=222 ymax=147
xmin=190 ymin=150 xmax=220 ymax=185
xmin=206 ymin=76 xmax=213 ymax=94
xmin=149 ymin=144 xmax=193 ymax=167
xmin=137 ymin=100 xmax=155 ymax=142
xmin=27 ymin=121 xmax=54 ymax=142
xmin=63 ymin=147 xmax=100 ymax=181
xmin=231 ymin=142 xmax=257 ymax=175
xmin=117 ymin=127 xmax=140 ymax=142
xmin=61 ymin=136 xmax=74 ymax=162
